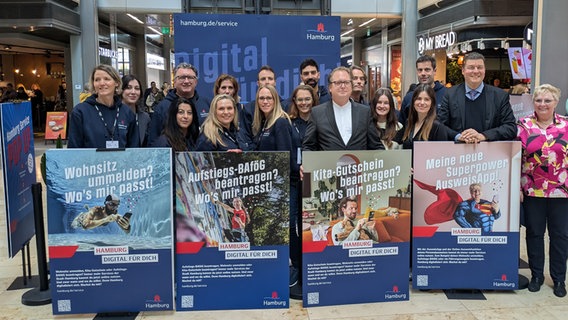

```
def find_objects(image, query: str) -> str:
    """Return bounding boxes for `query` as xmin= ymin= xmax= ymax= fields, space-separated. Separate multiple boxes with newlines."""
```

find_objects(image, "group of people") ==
xmin=65 ymin=52 xmax=568 ymax=299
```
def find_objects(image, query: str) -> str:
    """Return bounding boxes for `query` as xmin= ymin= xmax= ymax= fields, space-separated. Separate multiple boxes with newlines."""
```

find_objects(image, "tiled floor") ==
xmin=0 ymin=137 xmax=566 ymax=319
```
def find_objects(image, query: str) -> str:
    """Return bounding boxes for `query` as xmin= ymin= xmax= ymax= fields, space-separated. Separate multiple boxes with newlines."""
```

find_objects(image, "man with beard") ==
xmin=298 ymin=58 xmax=331 ymax=104
xmin=398 ymin=55 xmax=446 ymax=125
xmin=332 ymin=196 xmax=378 ymax=245
xmin=350 ymin=65 xmax=368 ymax=105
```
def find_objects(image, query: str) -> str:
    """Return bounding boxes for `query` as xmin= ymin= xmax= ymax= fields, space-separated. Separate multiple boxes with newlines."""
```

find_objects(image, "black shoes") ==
xmin=528 ymin=277 xmax=544 ymax=292
xmin=290 ymin=282 xmax=302 ymax=300
xmin=553 ymin=282 xmax=566 ymax=298
xmin=289 ymin=266 xmax=302 ymax=300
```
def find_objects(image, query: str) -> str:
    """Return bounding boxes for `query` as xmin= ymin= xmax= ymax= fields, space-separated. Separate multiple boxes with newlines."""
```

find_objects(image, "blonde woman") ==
xmin=196 ymin=94 xmax=242 ymax=152
xmin=253 ymin=84 xmax=303 ymax=299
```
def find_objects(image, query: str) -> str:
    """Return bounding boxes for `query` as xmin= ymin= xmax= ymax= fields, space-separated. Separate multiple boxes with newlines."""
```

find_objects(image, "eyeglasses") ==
xmin=534 ymin=99 xmax=555 ymax=104
xmin=176 ymin=75 xmax=197 ymax=81
xmin=258 ymin=96 xmax=274 ymax=101
xmin=295 ymin=97 xmax=312 ymax=103
xmin=330 ymin=80 xmax=352 ymax=87
xmin=177 ymin=110 xmax=193 ymax=116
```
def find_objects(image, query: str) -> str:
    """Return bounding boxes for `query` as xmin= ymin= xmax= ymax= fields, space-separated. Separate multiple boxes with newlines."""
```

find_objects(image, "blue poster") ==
xmin=302 ymin=151 xmax=412 ymax=307
xmin=46 ymin=149 xmax=174 ymax=314
xmin=412 ymin=142 xmax=521 ymax=290
xmin=173 ymin=13 xmax=340 ymax=103
xmin=175 ymin=152 xmax=289 ymax=310
xmin=0 ymin=101 xmax=36 ymax=258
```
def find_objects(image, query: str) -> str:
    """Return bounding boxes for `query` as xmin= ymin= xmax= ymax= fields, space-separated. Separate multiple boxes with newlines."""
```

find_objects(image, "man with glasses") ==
xmin=438 ymin=52 xmax=516 ymax=143
xmin=350 ymin=65 xmax=368 ymax=105
xmin=71 ymin=194 xmax=131 ymax=233
xmin=147 ymin=63 xmax=211 ymax=145
xmin=303 ymin=66 xmax=384 ymax=151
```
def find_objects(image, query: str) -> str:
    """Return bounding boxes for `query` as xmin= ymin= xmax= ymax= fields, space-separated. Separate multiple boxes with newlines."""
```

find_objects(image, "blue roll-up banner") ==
xmin=173 ymin=13 xmax=340 ymax=103
xmin=46 ymin=149 xmax=174 ymax=314
xmin=0 ymin=101 xmax=36 ymax=258
xmin=412 ymin=142 xmax=521 ymax=290
xmin=302 ymin=150 xmax=412 ymax=306
xmin=175 ymin=152 xmax=290 ymax=310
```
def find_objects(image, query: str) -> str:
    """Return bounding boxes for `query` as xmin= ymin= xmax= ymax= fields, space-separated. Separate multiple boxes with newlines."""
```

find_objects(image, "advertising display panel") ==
xmin=302 ymin=150 xmax=412 ymax=306
xmin=1 ymin=101 xmax=36 ymax=257
xmin=46 ymin=149 xmax=174 ymax=314
xmin=175 ymin=151 xmax=290 ymax=310
xmin=412 ymin=142 xmax=521 ymax=290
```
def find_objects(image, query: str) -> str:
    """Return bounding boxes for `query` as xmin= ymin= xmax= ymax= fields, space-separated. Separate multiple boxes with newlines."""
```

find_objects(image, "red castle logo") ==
xmin=154 ymin=294 xmax=161 ymax=302
xmin=317 ymin=23 xmax=325 ymax=32
xmin=501 ymin=274 xmax=507 ymax=281
xmin=271 ymin=291 xmax=279 ymax=299
xmin=393 ymin=285 xmax=399 ymax=292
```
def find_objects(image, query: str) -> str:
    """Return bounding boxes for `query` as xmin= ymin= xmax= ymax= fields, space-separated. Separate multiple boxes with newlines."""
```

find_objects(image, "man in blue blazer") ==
xmin=303 ymin=66 xmax=384 ymax=151
xmin=438 ymin=52 xmax=516 ymax=143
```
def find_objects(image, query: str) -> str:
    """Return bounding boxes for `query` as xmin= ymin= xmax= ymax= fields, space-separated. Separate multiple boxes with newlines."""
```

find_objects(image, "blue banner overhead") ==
xmin=173 ymin=13 xmax=340 ymax=103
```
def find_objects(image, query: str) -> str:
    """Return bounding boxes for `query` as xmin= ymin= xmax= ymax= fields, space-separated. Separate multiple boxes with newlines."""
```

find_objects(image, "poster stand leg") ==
xmin=21 ymin=183 xmax=51 ymax=306
xmin=94 ymin=312 xmax=139 ymax=319
xmin=7 ymin=242 xmax=40 ymax=290
xmin=518 ymin=257 xmax=529 ymax=289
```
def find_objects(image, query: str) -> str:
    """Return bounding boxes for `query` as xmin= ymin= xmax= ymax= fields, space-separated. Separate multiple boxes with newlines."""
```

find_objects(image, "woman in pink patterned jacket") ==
xmin=518 ymin=84 xmax=568 ymax=298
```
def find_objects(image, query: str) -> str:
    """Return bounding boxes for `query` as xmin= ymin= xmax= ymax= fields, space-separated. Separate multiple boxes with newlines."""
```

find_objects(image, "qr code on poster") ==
xmin=307 ymin=292 xmax=319 ymax=305
xmin=181 ymin=295 xmax=194 ymax=308
xmin=57 ymin=299 xmax=71 ymax=312
xmin=417 ymin=275 xmax=428 ymax=287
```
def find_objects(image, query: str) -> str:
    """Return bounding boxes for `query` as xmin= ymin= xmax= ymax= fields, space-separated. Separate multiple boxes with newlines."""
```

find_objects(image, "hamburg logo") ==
xmin=492 ymin=274 xmax=516 ymax=289
xmin=145 ymin=294 xmax=170 ymax=309
xmin=306 ymin=22 xmax=335 ymax=42
xmin=262 ymin=291 xmax=287 ymax=307
xmin=384 ymin=285 xmax=407 ymax=300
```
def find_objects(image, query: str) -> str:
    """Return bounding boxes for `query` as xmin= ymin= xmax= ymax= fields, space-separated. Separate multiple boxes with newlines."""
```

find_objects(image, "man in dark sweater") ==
xmin=399 ymin=55 xmax=446 ymax=125
xmin=438 ymin=52 xmax=516 ymax=143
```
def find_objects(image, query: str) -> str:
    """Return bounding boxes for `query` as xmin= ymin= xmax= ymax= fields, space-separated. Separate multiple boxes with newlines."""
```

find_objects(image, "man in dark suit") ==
xmin=303 ymin=66 xmax=384 ymax=151
xmin=438 ymin=52 xmax=516 ymax=143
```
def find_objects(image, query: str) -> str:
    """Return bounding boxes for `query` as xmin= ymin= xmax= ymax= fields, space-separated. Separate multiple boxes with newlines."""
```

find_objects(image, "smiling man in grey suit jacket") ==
xmin=303 ymin=66 xmax=384 ymax=151
xmin=438 ymin=52 xmax=516 ymax=143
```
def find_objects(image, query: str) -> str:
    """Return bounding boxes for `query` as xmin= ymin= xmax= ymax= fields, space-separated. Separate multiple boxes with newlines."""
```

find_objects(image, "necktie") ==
xmin=469 ymin=90 xmax=477 ymax=100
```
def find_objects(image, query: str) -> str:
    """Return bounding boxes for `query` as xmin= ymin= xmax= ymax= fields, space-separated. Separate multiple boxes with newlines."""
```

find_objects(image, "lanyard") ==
xmin=221 ymin=128 xmax=238 ymax=145
xmin=94 ymin=104 xmax=120 ymax=141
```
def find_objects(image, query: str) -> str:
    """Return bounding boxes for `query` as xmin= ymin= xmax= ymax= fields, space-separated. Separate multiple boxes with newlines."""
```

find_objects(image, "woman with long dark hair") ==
xmin=121 ymin=75 xmax=150 ymax=146
xmin=400 ymin=84 xmax=448 ymax=149
xmin=372 ymin=88 xmax=403 ymax=150
xmin=151 ymin=98 xmax=199 ymax=151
